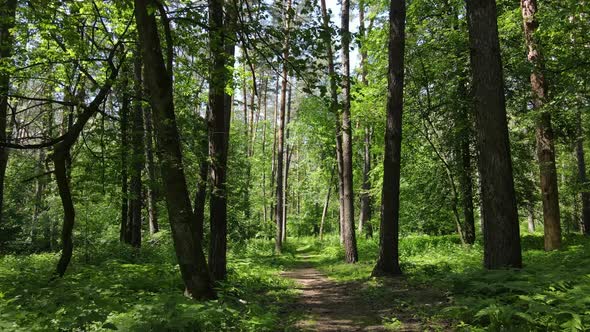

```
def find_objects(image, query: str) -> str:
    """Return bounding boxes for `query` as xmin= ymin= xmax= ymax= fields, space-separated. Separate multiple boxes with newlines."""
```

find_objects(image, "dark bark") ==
xmin=54 ymin=152 xmax=73 ymax=277
xmin=576 ymin=111 xmax=590 ymax=235
xmin=120 ymin=81 xmax=130 ymax=242
xmin=194 ymin=116 xmax=208 ymax=245
xmin=128 ymin=50 xmax=145 ymax=248
xmin=208 ymin=0 xmax=234 ymax=281
xmin=466 ymin=0 xmax=522 ymax=269
xmin=0 ymin=0 xmax=17 ymax=226
xmin=134 ymin=0 xmax=215 ymax=299
xmin=372 ymin=0 xmax=405 ymax=277
xmin=521 ymin=0 xmax=561 ymax=250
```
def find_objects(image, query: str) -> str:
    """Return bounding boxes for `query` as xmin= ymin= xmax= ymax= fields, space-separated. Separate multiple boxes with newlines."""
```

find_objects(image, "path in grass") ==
xmin=282 ymin=255 xmax=450 ymax=331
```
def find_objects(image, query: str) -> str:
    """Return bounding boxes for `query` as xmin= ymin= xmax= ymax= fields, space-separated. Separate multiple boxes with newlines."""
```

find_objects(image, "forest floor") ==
xmin=281 ymin=252 xmax=450 ymax=331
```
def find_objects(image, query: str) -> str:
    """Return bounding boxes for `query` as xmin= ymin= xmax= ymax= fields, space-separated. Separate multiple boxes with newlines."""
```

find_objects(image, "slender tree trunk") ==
xmin=527 ymin=204 xmax=536 ymax=233
xmin=372 ymin=0 xmax=405 ymax=277
xmin=358 ymin=0 xmax=372 ymax=238
xmin=135 ymin=0 xmax=215 ymax=299
xmin=31 ymin=148 xmax=47 ymax=246
xmin=120 ymin=70 xmax=130 ymax=242
xmin=340 ymin=0 xmax=358 ymax=263
xmin=270 ymin=78 xmax=279 ymax=225
xmin=54 ymin=151 xmax=74 ymax=277
xmin=194 ymin=127 xmax=208 ymax=245
xmin=275 ymin=0 xmax=292 ymax=254
xmin=128 ymin=49 xmax=145 ymax=248
xmin=320 ymin=168 xmax=335 ymax=241
xmin=282 ymin=84 xmax=292 ymax=243
xmin=576 ymin=111 xmax=590 ymax=235
xmin=0 ymin=0 xmax=17 ymax=226
xmin=319 ymin=0 xmax=344 ymax=244
xmin=143 ymin=100 xmax=159 ymax=234
xmin=261 ymin=77 xmax=269 ymax=223
xmin=466 ymin=0 xmax=522 ymax=269
xmin=521 ymin=0 xmax=561 ymax=250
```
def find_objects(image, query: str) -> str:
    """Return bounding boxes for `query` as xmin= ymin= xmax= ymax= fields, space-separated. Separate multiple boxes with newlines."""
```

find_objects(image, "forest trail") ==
xmin=281 ymin=255 xmax=449 ymax=331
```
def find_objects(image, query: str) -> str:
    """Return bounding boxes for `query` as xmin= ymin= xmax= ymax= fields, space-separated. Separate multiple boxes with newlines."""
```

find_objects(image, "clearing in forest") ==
xmin=281 ymin=254 xmax=450 ymax=331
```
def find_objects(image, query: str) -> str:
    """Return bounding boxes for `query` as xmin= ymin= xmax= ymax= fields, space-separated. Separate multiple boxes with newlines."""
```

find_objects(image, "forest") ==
xmin=0 ymin=0 xmax=589 ymax=330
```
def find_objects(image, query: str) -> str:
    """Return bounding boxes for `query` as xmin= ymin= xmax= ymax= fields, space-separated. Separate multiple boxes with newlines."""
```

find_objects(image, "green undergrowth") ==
xmin=0 ymin=231 xmax=298 ymax=331
xmin=289 ymin=233 xmax=590 ymax=331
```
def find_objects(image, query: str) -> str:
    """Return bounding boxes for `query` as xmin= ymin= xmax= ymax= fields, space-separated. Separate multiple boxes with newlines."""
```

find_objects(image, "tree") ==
xmin=372 ymin=0 xmax=405 ymax=277
xmin=134 ymin=0 xmax=215 ymax=299
xmin=208 ymin=0 xmax=233 ymax=280
xmin=274 ymin=0 xmax=292 ymax=254
xmin=465 ymin=0 xmax=522 ymax=269
xmin=127 ymin=49 xmax=145 ymax=248
xmin=0 ymin=0 xmax=17 ymax=226
xmin=340 ymin=0 xmax=358 ymax=263
xmin=521 ymin=0 xmax=561 ymax=250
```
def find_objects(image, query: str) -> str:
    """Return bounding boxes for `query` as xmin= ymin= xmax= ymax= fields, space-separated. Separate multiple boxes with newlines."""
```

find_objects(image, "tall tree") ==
xmin=208 ymin=0 xmax=233 ymax=281
xmin=358 ymin=0 xmax=373 ymax=238
xmin=521 ymin=0 xmax=561 ymax=250
xmin=143 ymin=97 xmax=159 ymax=235
xmin=466 ymin=0 xmax=522 ymax=269
xmin=119 ymin=69 xmax=130 ymax=242
xmin=127 ymin=49 xmax=145 ymax=248
xmin=274 ymin=0 xmax=292 ymax=254
xmin=340 ymin=0 xmax=358 ymax=263
xmin=576 ymin=111 xmax=590 ymax=235
xmin=134 ymin=0 xmax=215 ymax=299
xmin=0 ymin=0 xmax=17 ymax=226
xmin=372 ymin=0 xmax=405 ymax=277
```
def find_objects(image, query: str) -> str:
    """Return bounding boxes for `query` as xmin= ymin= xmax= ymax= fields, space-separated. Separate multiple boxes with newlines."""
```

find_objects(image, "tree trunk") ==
xmin=143 ymin=98 xmax=159 ymax=235
xmin=207 ymin=0 xmax=234 ymax=281
xmin=120 ymin=67 xmax=130 ymax=242
xmin=521 ymin=0 xmax=561 ymax=250
xmin=54 ymin=151 xmax=74 ymax=277
xmin=134 ymin=0 xmax=215 ymax=299
xmin=576 ymin=111 xmax=590 ymax=235
xmin=0 ymin=0 xmax=17 ymax=226
xmin=340 ymin=0 xmax=358 ymax=263
xmin=320 ymin=168 xmax=335 ymax=241
xmin=282 ymin=84 xmax=292 ymax=243
xmin=128 ymin=49 xmax=145 ymax=248
xmin=372 ymin=0 xmax=405 ymax=277
xmin=466 ymin=0 xmax=522 ymax=269
xmin=31 ymin=148 xmax=47 ymax=246
xmin=275 ymin=0 xmax=292 ymax=254
xmin=358 ymin=0 xmax=373 ymax=238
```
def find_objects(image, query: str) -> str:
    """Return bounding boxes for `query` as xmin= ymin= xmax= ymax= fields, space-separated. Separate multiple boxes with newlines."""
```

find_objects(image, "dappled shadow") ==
xmin=281 ymin=256 xmax=450 ymax=331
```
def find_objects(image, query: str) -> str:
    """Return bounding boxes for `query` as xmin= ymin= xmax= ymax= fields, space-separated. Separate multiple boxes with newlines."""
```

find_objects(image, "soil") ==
xmin=281 ymin=256 xmax=450 ymax=331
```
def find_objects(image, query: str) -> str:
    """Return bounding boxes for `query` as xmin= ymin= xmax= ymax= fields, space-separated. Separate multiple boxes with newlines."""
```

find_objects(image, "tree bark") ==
xmin=143 ymin=98 xmax=159 ymax=234
xmin=340 ymin=0 xmax=358 ymax=263
xmin=128 ymin=49 xmax=145 ymax=248
xmin=521 ymin=0 xmax=561 ymax=250
xmin=358 ymin=1 xmax=372 ymax=238
xmin=466 ymin=0 xmax=522 ymax=269
xmin=372 ymin=0 xmax=405 ymax=277
xmin=576 ymin=111 xmax=590 ymax=235
xmin=134 ymin=0 xmax=215 ymax=299
xmin=275 ymin=0 xmax=292 ymax=254
xmin=0 ymin=0 xmax=17 ymax=226
xmin=119 ymin=64 xmax=131 ymax=243
xmin=320 ymin=168 xmax=335 ymax=241
xmin=282 ymin=84 xmax=292 ymax=243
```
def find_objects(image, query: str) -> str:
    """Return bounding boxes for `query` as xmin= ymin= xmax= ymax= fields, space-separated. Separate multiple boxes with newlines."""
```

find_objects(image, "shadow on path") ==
xmin=281 ymin=254 xmax=450 ymax=331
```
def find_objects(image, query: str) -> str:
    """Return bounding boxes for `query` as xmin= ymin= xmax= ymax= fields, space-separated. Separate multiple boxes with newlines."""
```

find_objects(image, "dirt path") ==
xmin=281 ymin=257 xmax=449 ymax=331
